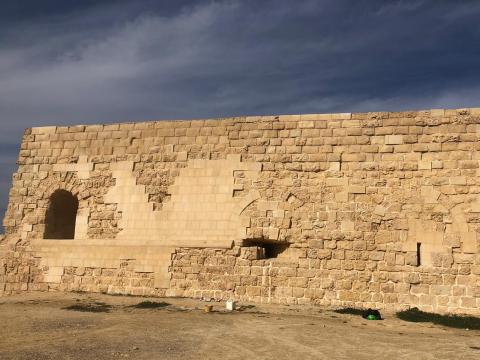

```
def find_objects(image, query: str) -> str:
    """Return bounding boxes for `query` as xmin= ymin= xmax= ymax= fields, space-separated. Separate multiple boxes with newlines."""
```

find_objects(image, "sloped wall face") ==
xmin=1 ymin=108 xmax=480 ymax=314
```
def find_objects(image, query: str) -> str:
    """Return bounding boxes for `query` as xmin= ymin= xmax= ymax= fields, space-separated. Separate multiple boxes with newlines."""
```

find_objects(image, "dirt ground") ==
xmin=0 ymin=292 xmax=478 ymax=360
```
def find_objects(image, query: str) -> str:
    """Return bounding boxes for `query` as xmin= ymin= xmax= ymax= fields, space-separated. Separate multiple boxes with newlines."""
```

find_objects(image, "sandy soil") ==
xmin=0 ymin=292 xmax=478 ymax=360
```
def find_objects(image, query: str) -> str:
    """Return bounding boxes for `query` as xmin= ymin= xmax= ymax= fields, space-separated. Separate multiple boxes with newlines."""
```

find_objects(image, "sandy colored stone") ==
xmin=1 ymin=107 xmax=480 ymax=315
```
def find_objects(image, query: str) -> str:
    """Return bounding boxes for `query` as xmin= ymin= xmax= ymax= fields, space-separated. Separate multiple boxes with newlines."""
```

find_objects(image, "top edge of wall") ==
xmin=28 ymin=107 xmax=480 ymax=135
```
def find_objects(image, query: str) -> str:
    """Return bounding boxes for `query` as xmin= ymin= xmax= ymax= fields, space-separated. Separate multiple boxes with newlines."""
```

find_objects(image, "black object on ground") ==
xmin=362 ymin=308 xmax=382 ymax=320
xmin=334 ymin=307 xmax=382 ymax=320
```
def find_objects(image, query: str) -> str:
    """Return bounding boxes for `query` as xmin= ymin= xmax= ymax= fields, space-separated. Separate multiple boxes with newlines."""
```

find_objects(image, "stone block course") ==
xmin=1 ymin=107 xmax=480 ymax=315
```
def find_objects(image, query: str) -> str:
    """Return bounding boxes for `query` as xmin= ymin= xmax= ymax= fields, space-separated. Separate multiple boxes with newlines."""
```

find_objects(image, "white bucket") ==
xmin=226 ymin=300 xmax=236 ymax=311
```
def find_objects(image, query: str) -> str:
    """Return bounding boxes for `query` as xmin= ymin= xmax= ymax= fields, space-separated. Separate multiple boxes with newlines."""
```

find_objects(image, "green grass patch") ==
xmin=131 ymin=301 xmax=170 ymax=309
xmin=396 ymin=307 xmax=480 ymax=330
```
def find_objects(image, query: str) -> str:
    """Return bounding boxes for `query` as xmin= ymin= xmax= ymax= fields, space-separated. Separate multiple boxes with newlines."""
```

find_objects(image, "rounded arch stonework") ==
xmin=20 ymin=173 xmax=93 ymax=242
xmin=237 ymin=191 xmax=296 ymax=244
xmin=39 ymin=173 xmax=91 ymax=200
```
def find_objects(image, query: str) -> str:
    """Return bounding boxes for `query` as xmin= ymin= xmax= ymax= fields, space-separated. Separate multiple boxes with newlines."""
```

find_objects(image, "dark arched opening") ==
xmin=44 ymin=189 xmax=79 ymax=239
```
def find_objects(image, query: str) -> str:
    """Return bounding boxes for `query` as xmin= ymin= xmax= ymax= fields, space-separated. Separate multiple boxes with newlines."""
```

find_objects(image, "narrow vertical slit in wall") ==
xmin=416 ymin=243 xmax=421 ymax=266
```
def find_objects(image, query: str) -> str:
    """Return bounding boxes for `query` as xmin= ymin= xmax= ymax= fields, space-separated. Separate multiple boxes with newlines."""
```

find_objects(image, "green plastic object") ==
xmin=367 ymin=314 xmax=378 ymax=320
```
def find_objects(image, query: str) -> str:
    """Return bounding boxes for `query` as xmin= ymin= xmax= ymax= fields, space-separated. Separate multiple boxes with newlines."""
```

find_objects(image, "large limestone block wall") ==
xmin=1 ymin=108 xmax=480 ymax=315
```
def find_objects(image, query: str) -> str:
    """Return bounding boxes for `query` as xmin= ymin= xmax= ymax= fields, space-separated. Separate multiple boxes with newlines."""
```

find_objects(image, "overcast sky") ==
xmin=1 ymin=0 xmax=480 ymax=231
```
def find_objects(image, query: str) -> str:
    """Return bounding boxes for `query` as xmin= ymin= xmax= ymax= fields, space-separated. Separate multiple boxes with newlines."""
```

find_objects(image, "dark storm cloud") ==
xmin=0 ymin=144 xmax=19 ymax=229
xmin=1 ymin=0 xmax=480 ymax=230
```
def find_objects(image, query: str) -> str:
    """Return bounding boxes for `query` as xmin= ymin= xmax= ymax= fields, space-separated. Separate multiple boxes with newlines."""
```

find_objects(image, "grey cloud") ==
xmin=0 ymin=144 xmax=19 ymax=230
xmin=2 ymin=1 xmax=480 ymax=131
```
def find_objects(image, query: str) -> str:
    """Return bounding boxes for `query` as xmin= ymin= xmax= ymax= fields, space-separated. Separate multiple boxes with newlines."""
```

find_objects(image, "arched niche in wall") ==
xmin=44 ymin=189 xmax=79 ymax=239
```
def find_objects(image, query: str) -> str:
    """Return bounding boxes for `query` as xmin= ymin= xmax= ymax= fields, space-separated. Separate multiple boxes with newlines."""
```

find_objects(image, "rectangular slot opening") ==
xmin=416 ymin=242 xmax=421 ymax=266
xmin=243 ymin=240 xmax=290 ymax=259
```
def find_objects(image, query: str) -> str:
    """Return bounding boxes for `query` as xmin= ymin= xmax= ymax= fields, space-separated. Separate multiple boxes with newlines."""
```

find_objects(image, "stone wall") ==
xmin=1 ymin=108 xmax=480 ymax=315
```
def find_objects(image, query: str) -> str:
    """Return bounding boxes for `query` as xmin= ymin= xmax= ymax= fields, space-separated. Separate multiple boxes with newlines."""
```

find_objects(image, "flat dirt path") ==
xmin=0 ymin=292 xmax=478 ymax=360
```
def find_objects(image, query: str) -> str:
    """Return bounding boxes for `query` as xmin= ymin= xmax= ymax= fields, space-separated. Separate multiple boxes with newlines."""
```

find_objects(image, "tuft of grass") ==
xmin=333 ymin=307 xmax=365 ymax=316
xmin=397 ymin=307 xmax=480 ymax=330
xmin=236 ymin=304 xmax=256 ymax=312
xmin=100 ymin=291 xmax=139 ymax=297
xmin=63 ymin=302 xmax=112 ymax=313
xmin=131 ymin=301 xmax=170 ymax=309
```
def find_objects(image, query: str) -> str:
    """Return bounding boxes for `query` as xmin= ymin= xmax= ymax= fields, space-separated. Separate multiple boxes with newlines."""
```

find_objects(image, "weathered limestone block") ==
xmin=2 ymin=108 xmax=480 ymax=315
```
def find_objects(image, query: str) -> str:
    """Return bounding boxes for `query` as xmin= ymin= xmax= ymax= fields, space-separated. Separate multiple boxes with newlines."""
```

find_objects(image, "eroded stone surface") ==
xmin=1 ymin=108 xmax=480 ymax=315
